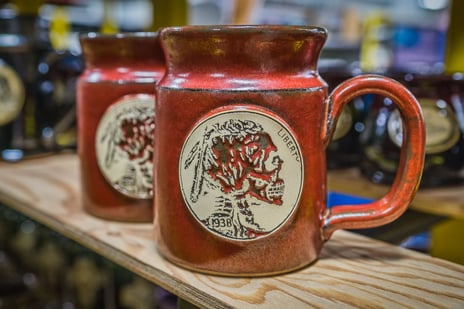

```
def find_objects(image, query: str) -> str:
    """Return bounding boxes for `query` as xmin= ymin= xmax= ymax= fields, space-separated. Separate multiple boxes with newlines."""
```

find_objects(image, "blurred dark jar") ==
xmin=36 ymin=50 xmax=84 ymax=150
xmin=360 ymin=73 xmax=464 ymax=187
xmin=77 ymin=32 xmax=165 ymax=222
xmin=319 ymin=59 xmax=366 ymax=169
xmin=0 ymin=6 xmax=28 ymax=154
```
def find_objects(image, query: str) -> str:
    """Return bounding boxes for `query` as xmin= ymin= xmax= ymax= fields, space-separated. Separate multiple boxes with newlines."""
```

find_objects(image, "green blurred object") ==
xmin=444 ymin=0 xmax=464 ymax=73
xmin=431 ymin=218 xmax=464 ymax=265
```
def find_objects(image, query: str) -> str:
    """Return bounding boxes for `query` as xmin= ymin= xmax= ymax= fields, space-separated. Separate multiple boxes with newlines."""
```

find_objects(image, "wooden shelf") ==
xmin=0 ymin=154 xmax=463 ymax=308
xmin=328 ymin=168 xmax=464 ymax=220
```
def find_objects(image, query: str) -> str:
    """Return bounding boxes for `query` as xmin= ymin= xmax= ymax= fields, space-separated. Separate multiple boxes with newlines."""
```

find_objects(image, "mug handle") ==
xmin=321 ymin=74 xmax=425 ymax=240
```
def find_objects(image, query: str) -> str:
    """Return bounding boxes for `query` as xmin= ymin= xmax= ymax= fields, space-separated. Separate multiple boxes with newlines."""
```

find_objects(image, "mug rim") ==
xmin=160 ymin=24 xmax=327 ymax=36
xmin=79 ymin=31 xmax=158 ymax=42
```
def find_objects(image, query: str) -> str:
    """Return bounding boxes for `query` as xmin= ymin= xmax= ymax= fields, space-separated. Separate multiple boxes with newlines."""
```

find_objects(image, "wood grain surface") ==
xmin=0 ymin=154 xmax=463 ymax=308
xmin=328 ymin=168 xmax=464 ymax=220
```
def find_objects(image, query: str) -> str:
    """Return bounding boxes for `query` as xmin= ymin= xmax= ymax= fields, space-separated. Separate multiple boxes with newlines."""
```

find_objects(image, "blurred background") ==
xmin=0 ymin=0 xmax=457 ymax=158
xmin=0 ymin=0 xmax=463 ymax=308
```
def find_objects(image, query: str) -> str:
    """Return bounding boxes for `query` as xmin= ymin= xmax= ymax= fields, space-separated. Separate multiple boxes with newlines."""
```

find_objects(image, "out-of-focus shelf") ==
xmin=0 ymin=154 xmax=463 ymax=308
xmin=328 ymin=168 xmax=464 ymax=220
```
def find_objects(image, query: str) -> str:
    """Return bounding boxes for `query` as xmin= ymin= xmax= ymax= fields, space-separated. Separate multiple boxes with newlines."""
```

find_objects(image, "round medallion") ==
xmin=0 ymin=62 xmax=25 ymax=125
xmin=95 ymin=94 xmax=155 ymax=199
xmin=179 ymin=106 xmax=304 ymax=241
xmin=388 ymin=98 xmax=460 ymax=154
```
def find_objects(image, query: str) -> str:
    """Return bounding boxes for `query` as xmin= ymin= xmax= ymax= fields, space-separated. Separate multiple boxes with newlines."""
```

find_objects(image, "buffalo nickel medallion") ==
xmin=179 ymin=107 xmax=303 ymax=241
xmin=95 ymin=94 xmax=155 ymax=199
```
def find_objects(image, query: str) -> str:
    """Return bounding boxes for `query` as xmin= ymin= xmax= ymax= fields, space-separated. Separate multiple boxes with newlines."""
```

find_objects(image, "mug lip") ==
xmin=79 ymin=31 xmax=158 ymax=41
xmin=160 ymin=24 xmax=327 ymax=37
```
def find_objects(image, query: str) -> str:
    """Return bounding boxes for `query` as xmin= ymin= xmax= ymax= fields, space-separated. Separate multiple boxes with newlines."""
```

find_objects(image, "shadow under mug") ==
xmin=153 ymin=25 xmax=425 ymax=276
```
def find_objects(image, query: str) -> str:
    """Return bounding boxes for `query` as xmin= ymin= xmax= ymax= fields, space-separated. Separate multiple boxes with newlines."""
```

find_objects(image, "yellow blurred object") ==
xmin=49 ymin=6 xmax=70 ymax=51
xmin=100 ymin=0 xmax=119 ymax=35
xmin=359 ymin=12 xmax=391 ymax=73
xmin=10 ymin=0 xmax=42 ymax=16
xmin=444 ymin=0 xmax=464 ymax=73
xmin=232 ymin=0 xmax=261 ymax=24
xmin=430 ymin=219 xmax=464 ymax=265
xmin=148 ymin=0 xmax=187 ymax=30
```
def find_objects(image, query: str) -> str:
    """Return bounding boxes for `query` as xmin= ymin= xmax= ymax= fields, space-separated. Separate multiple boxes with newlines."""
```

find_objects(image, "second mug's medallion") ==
xmin=95 ymin=94 xmax=155 ymax=199
xmin=179 ymin=106 xmax=304 ymax=241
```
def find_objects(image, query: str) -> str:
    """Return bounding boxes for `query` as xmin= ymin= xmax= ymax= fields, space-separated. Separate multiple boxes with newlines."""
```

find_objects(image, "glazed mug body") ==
xmin=77 ymin=32 xmax=165 ymax=222
xmin=154 ymin=25 xmax=425 ymax=276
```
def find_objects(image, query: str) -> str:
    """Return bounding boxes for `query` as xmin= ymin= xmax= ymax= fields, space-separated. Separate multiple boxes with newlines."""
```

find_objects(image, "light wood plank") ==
xmin=328 ymin=168 xmax=464 ymax=220
xmin=0 ymin=154 xmax=463 ymax=308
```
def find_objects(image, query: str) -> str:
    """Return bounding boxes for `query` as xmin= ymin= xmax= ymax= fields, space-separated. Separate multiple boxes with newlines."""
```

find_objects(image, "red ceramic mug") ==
xmin=153 ymin=25 xmax=425 ymax=276
xmin=77 ymin=32 xmax=165 ymax=222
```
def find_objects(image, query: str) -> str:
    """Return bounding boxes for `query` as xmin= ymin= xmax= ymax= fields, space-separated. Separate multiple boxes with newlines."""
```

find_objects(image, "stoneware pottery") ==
xmin=77 ymin=32 xmax=165 ymax=222
xmin=154 ymin=25 xmax=425 ymax=276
